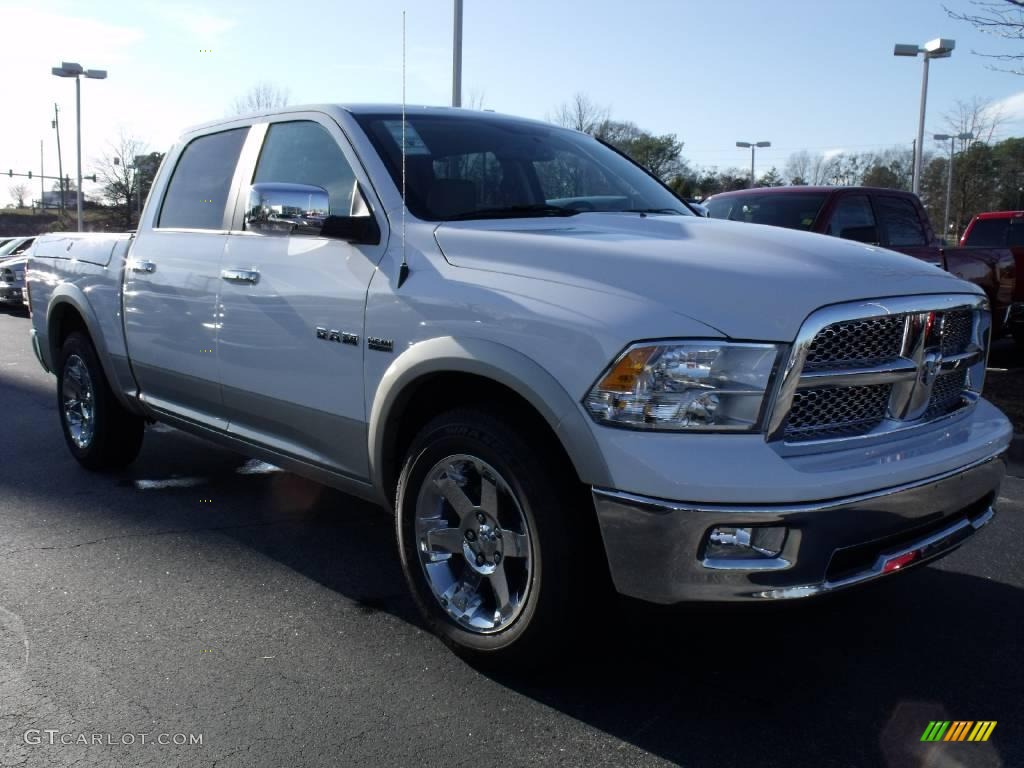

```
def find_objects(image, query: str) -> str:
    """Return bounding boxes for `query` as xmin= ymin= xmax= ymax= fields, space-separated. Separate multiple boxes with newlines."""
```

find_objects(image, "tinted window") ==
xmin=875 ymin=196 xmax=927 ymax=247
xmin=706 ymin=193 xmax=827 ymax=231
xmin=253 ymin=121 xmax=356 ymax=215
xmin=964 ymin=218 xmax=1009 ymax=247
xmin=828 ymin=195 xmax=878 ymax=242
xmin=1009 ymin=219 xmax=1024 ymax=246
xmin=159 ymin=128 xmax=247 ymax=229
xmin=10 ymin=238 xmax=33 ymax=255
xmin=353 ymin=112 xmax=689 ymax=220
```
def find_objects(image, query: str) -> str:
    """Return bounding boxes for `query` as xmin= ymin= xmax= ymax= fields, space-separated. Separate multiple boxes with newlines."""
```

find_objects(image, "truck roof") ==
xmin=967 ymin=210 xmax=1024 ymax=220
xmin=708 ymin=186 xmax=918 ymax=199
xmin=180 ymin=103 xmax=562 ymax=140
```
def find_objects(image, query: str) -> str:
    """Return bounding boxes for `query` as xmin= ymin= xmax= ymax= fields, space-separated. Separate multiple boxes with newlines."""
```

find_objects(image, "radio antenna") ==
xmin=397 ymin=10 xmax=410 ymax=289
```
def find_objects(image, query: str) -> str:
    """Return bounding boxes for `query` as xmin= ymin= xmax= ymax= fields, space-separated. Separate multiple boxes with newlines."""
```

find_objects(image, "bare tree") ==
xmin=466 ymin=88 xmax=487 ymax=110
xmin=550 ymin=93 xmax=610 ymax=134
xmin=231 ymin=82 xmax=290 ymax=116
xmin=8 ymin=183 xmax=29 ymax=208
xmin=943 ymin=96 xmax=1004 ymax=143
xmin=94 ymin=132 xmax=148 ymax=229
xmin=940 ymin=98 xmax=1005 ymax=235
xmin=946 ymin=1 xmax=1024 ymax=73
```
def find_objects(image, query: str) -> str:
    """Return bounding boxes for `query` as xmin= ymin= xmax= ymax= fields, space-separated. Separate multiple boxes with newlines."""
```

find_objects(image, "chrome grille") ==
xmin=804 ymin=316 xmax=904 ymax=369
xmin=939 ymin=310 xmax=972 ymax=356
xmin=772 ymin=296 xmax=987 ymax=444
xmin=925 ymin=369 xmax=968 ymax=419
xmin=786 ymin=384 xmax=891 ymax=440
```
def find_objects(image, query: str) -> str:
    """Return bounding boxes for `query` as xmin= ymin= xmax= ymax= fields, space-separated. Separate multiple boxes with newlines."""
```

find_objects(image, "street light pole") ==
xmin=74 ymin=74 xmax=81 ymax=228
xmin=736 ymin=141 xmax=771 ymax=188
xmin=934 ymin=131 xmax=973 ymax=242
xmin=452 ymin=0 xmax=463 ymax=107
xmin=894 ymin=38 xmax=955 ymax=195
xmin=51 ymin=61 xmax=107 ymax=232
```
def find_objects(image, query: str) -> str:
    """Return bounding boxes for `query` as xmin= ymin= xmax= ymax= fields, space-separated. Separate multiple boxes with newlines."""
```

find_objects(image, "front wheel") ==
xmin=396 ymin=408 xmax=586 ymax=665
xmin=57 ymin=331 xmax=144 ymax=471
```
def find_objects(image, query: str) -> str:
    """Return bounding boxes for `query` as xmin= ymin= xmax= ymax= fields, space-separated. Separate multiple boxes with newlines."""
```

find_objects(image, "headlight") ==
xmin=584 ymin=341 xmax=781 ymax=431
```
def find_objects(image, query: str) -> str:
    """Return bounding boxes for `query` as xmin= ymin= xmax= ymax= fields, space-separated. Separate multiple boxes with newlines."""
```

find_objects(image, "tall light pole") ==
xmin=894 ymin=38 xmax=955 ymax=196
xmin=51 ymin=61 xmax=107 ymax=232
xmin=934 ymin=131 xmax=974 ymax=242
xmin=736 ymin=141 xmax=770 ymax=188
xmin=452 ymin=0 xmax=463 ymax=107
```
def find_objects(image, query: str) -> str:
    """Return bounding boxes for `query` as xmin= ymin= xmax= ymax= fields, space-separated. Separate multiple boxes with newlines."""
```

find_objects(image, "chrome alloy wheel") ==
xmin=62 ymin=354 xmax=96 ymax=448
xmin=414 ymin=454 xmax=534 ymax=634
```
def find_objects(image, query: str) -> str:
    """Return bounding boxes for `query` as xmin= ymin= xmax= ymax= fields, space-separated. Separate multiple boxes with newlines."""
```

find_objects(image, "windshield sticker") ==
xmin=383 ymin=120 xmax=431 ymax=155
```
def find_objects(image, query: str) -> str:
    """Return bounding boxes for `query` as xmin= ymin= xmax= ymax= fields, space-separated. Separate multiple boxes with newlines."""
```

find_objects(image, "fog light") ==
xmin=706 ymin=526 xmax=787 ymax=559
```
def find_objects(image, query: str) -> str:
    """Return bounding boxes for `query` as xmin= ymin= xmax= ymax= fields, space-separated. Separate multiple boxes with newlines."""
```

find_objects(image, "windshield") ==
xmin=352 ymin=112 xmax=691 ymax=221
xmin=706 ymin=193 xmax=828 ymax=231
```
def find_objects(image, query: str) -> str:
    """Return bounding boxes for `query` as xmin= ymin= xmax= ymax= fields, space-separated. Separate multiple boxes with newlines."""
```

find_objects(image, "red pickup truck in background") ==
xmin=705 ymin=187 xmax=1017 ymax=336
xmin=960 ymin=210 xmax=1024 ymax=347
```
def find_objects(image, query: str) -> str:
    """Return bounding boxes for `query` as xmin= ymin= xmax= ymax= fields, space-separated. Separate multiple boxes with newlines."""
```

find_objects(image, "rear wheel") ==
xmin=57 ymin=331 xmax=144 ymax=471
xmin=396 ymin=408 xmax=586 ymax=665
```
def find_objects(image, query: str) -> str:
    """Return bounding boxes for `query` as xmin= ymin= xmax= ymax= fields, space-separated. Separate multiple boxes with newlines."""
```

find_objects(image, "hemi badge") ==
xmin=367 ymin=336 xmax=394 ymax=352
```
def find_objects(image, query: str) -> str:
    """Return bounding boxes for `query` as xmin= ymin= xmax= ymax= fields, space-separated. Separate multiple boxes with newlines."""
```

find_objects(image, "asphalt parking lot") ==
xmin=0 ymin=308 xmax=1020 ymax=768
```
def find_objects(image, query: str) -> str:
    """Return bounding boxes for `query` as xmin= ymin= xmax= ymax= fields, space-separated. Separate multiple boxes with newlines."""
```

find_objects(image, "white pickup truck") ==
xmin=27 ymin=105 xmax=1011 ymax=663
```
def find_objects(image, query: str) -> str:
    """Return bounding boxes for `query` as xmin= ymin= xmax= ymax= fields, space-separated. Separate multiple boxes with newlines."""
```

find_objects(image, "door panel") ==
xmin=124 ymin=230 xmax=228 ymax=424
xmin=124 ymin=126 xmax=249 ymax=426
xmin=216 ymin=117 xmax=385 ymax=479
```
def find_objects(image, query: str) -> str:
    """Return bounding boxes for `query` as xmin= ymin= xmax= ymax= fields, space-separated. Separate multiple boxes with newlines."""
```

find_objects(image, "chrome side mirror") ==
xmin=245 ymin=181 xmax=380 ymax=244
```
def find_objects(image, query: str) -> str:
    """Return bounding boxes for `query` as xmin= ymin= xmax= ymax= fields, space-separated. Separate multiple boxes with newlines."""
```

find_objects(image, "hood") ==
xmin=433 ymin=214 xmax=976 ymax=340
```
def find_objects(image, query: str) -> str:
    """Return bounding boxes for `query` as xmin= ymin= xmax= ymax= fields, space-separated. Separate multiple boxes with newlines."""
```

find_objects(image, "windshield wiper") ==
xmin=616 ymin=208 xmax=687 ymax=215
xmin=443 ymin=204 xmax=582 ymax=221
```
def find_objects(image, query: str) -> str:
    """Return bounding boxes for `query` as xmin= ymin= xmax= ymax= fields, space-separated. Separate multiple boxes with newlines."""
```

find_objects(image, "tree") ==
xmin=551 ymin=93 xmax=610 ymax=134
xmin=94 ymin=132 xmax=148 ymax=230
xmin=8 ymin=183 xmax=29 ymax=208
xmin=596 ymin=120 xmax=686 ymax=182
xmin=757 ymin=167 xmax=785 ymax=187
xmin=231 ymin=82 xmax=290 ymax=115
xmin=946 ymin=0 xmax=1024 ymax=74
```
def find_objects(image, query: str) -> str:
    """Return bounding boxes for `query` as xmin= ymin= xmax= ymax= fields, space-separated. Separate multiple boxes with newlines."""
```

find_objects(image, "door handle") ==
xmin=130 ymin=260 xmax=156 ymax=273
xmin=220 ymin=268 xmax=260 ymax=284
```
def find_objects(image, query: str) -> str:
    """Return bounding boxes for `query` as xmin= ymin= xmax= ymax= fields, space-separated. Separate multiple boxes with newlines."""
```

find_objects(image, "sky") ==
xmin=3 ymin=0 xmax=1024 ymax=206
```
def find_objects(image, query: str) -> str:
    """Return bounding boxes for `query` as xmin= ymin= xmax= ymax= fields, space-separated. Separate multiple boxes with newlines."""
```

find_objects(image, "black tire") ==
xmin=396 ymin=407 xmax=590 ymax=666
xmin=56 ymin=331 xmax=144 ymax=471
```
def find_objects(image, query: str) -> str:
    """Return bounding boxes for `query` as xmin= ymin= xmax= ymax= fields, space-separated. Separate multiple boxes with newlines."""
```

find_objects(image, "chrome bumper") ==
xmin=592 ymin=452 xmax=1005 ymax=603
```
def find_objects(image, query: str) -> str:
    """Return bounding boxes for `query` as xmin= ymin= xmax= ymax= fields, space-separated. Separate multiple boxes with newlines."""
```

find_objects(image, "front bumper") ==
xmin=593 ymin=452 xmax=1005 ymax=603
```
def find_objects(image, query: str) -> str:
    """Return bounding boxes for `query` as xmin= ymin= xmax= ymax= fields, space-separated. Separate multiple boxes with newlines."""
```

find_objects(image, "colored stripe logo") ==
xmin=921 ymin=721 xmax=997 ymax=742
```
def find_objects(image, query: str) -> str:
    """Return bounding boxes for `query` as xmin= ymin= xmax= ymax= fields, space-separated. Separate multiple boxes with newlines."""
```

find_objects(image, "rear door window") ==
xmin=874 ymin=196 xmax=927 ymax=247
xmin=159 ymin=128 xmax=248 ymax=230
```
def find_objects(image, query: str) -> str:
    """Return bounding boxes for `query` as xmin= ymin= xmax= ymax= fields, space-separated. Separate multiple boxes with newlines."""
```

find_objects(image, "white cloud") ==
xmin=153 ymin=6 xmax=237 ymax=42
xmin=989 ymin=91 xmax=1024 ymax=124
xmin=822 ymin=147 xmax=846 ymax=160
